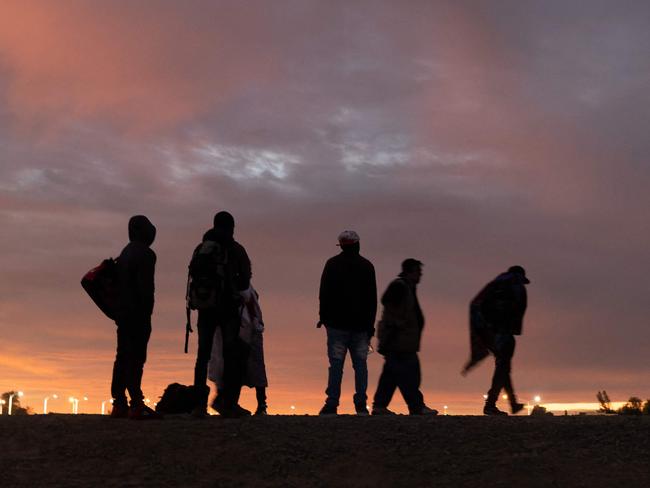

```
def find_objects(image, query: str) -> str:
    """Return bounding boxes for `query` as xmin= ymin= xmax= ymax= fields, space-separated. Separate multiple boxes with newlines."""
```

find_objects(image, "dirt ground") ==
xmin=1 ymin=414 xmax=648 ymax=487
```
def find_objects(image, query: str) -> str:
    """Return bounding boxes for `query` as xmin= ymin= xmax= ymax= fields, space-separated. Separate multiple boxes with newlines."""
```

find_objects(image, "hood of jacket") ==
xmin=128 ymin=215 xmax=156 ymax=247
xmin=202 ymin=226 xmax=234 ymax=245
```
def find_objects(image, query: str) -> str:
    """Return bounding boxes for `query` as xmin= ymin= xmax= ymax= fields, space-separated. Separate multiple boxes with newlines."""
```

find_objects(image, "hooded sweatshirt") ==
xmin=115 ymin=215 xmax=156 ymax=323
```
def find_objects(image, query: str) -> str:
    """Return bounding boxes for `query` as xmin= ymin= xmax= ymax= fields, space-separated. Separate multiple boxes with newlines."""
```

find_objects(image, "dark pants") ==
xmin=373 ymin=352 xmax=425 ymax=413
xmin=194 ymin=309 xmax=248 ymax=409
xmin=256 ymin=387 xmax=267 ymax=409
xmin=486 ymin=334 xmax=517 ymax=406
xmin=111 ymin=320 xmax=151 ymax=408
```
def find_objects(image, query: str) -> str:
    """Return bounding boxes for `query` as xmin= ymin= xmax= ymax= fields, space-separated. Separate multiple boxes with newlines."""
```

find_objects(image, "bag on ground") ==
xmin=155 ymin=383 xmax=198 ymax=414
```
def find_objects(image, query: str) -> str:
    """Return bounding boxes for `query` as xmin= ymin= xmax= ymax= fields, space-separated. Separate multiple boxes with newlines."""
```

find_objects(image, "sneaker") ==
xmin=218 ymin=404 xmax=252 ymax=419
xmin=110 ymin=404 xmax=129 ymax=419
xmin=318 ymin=404 xmax=337 ymax=416
xmin=411 ymin=406 xmax=439 ymax=416
xmin=371 ymin=406 xmax=396 ymax=416
xmin=234 ymin=405 xmax=252 ymax=417
xmin=511 ymin=402 xmax=525 ymax=415
xmin=129 ymin=404 xmax=163 ymax=420
xmin=483 ymin=404 xmax=508 ymax=416
xmin=355 ymin=406 xmax=370 ymax=416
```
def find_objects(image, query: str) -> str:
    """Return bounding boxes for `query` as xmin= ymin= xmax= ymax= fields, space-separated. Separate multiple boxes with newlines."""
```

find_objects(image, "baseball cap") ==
xmin=337 ymin=230 xmax=360 ymax=246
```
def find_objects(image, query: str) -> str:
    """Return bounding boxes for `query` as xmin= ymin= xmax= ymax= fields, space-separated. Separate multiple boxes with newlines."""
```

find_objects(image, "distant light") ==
xmin=482 ymin=394 xmax=488 ymax=400
xmin=53 ymin=394 xmax=58 ymax=399
xmin=69 ymin=397 xmax=75 ymax=403
xmin=0 ymin=400 xmax=5 ymax=405
xmin=502 ymin=394 xmax=508 ymax=400
xmin=83 ymin=396 xmax=88 ymax=401
xmin=18 ymin=391 xmax=24 ymax=397
xmin=290 ymin=405 xmax=296 ymax=410
xmin=534 ymin=395 xmax=541 ymax=403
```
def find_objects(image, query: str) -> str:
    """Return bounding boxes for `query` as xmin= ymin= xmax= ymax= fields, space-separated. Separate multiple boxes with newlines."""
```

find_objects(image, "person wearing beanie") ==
xmin=462 ymin=265 xmax=530 ymax=416
xmin=372 ymin=259 xmax=438 ymax=416
xmin=111 ymin=215 xmax=161 ymax=420
xmin=318 ymin=230 xmax=377 ymax=416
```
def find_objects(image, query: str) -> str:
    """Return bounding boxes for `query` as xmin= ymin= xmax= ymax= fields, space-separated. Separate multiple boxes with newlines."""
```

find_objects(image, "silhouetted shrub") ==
xmin=617 ymin=397 xmax=643 ymax=415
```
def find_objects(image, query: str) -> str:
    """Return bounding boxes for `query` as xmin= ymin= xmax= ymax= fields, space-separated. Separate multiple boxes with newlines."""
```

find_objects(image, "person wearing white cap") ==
xmin=317 ymin=230 xmax=377 ymax=415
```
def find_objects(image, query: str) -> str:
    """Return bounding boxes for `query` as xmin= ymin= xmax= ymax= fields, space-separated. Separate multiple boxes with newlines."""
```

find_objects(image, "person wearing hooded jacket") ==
xmin=318 ymin=230 xmax=377 ymax=416
xmin=111 ymin=215 xmax=160 ymax=419
xmin=461 ymin=265 xmax=530 ymax=416
xmin=192 ymin=211 xmax=252 ymax=418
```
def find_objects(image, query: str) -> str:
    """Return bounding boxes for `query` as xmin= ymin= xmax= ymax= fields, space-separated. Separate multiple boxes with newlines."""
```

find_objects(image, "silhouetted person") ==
xmin=111 ymin=215 xmax=161 ymax=419
xmin=372 ymin=259 xmax=438 ymax=416
xmin=191 ymin=211 xmax=252 ymax=418
xmin=462 ymin=265 xmax=530 ymax=416
xmin=318 ymin=230 xmax=377 ymax=415
xmin=208 ymin=284 xmax=268 ymax=415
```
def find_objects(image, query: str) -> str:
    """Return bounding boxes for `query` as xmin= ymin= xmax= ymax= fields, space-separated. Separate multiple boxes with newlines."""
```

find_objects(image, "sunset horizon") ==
xmin=1 ymin=1 xmax=648 ymax=419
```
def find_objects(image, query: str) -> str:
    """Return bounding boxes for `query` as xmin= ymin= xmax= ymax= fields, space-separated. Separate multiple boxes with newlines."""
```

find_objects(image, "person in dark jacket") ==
xmin=111 ymin=215 xmax=160 ymax=420
xmin=318 ymin=230 xmax=377 ymax=415
xmin=372 ymin=259 xmax=438 ymax=416
xmin=192 ymin=211 xmax=252 ymax=418
xmin=461 ymin=265 xmax=530 ymax=416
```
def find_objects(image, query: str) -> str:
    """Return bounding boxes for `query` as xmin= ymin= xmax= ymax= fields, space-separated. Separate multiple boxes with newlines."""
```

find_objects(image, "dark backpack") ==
xmin=186 ymin=240 xmax=229 ymax=310
xmin=155 ymin=383 xmax=197 ymax=414
xmin=81 ymin=258 xmax=118 ymax=320
xmin=183 ymin=240 xmax=231 ymax=353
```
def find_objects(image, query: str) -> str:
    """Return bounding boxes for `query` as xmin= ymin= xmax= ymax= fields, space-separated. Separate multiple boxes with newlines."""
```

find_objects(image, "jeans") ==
xmin=111 ymin=320 xmax=151 ymax=408
xmin=195 ymin=309 xmax=249 ymax=409
xmin=325 ymin=327 xmax=369 ymax=409
xmin=486 ymin=334 xmax=517 ymax=406
xmin=373 ymin=352 xmax=425 ymax=413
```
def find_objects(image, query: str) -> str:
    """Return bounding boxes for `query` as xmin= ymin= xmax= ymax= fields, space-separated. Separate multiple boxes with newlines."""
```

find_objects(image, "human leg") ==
xmin=323 ymin=327 xmax=348 ymax=409
xmin=110 ymin=325 xmax=129 ymax=415
xmin=485 ymin=334 xmax=515 ymax=414
xmin=125 ymin=321 xmax=152 ymax=407
xmin=255 ymin=387 xmax=267 ymax=414
xmin=220 ymin=315 xmax=250 ymax=413
xmin=373 ymin=355 xmax=398 ymax=410
xmin=395 ymin=353 xmax=426 ymax=414
xmin=349 ymin=331 xmax=369 ymax=411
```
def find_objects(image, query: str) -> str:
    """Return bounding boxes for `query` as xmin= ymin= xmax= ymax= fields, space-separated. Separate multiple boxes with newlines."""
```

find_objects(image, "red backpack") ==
xmin=81 ymin=258 xmax=118 ymax=320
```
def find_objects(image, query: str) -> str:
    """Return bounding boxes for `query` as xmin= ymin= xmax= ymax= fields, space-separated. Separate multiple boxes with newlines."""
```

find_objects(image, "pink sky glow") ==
xmin=1 ymin=1 xmax=649 ymax=414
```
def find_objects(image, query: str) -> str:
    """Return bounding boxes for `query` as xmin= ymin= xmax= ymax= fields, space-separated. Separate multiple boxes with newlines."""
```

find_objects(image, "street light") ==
xmin=8 ymin=391 xmax=24 ymax=415
xmin=43 ymin=394 xmax=58 ymax=414
xmin=101 ymin=399 xmax=114 ymax=415
xmin=0 ymin=399 xmax=5 ymax=415
xmin=443 ymin=405 xmax=448 ymax=416
xmin=534 ymin=395 xmax=542 ymax=403
xmin=69 ymin=397 xmax=79 ymax=414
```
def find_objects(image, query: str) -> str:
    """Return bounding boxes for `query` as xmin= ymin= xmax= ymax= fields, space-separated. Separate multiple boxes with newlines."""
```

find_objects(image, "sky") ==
xmin=1 ymin=0 xmax=648 ymax=415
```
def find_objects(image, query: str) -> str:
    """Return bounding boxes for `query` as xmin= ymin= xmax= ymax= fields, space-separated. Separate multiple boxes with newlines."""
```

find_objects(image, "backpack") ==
xmin=183 ymin=240 xmax=230 ymax=353
xmin=155 ymin=383 xmax=197 ymax=414
xmin=186 ymin=240 xmax=229 ymax=310
xmin=81 ymin=258 xmax=118 ymax=320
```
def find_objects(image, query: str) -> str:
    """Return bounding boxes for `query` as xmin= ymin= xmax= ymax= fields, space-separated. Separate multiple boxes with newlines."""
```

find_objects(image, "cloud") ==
xmin=1 ymin=1 xmax=649 ymax=412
